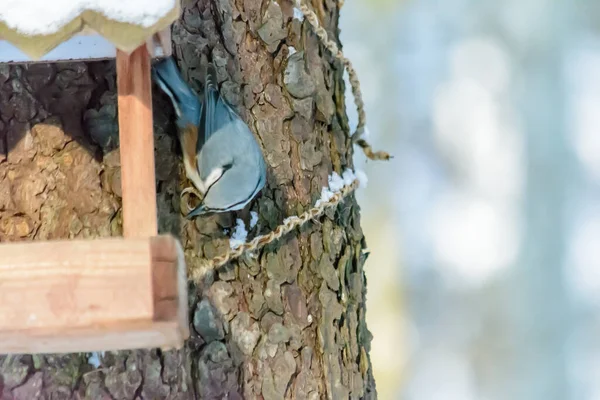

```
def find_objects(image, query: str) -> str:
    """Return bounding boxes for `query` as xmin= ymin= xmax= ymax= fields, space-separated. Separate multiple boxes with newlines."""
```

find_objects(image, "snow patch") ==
xmin=88 ymin=352 xmax=101 ymax=368
xmin=293 ymin=7 xmax=304 ymax=21
xmin=315 ymin=187 xmax=335 ymax=207
xmin=328 ymin=172 xmax=345 ymax=192
xmin=250 ymin=211 xmax=259 ymax=228
xmin=230 ymin=218 xmax=248 ymax=249
xmin=0 ymin=0 xmax=177 ymax=36
xmin=314 ymin=169 xmax=366 ymax=207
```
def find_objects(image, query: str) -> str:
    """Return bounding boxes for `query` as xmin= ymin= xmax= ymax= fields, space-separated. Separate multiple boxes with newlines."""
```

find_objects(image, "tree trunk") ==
xmin=0 ymin=0 xmax=376 ymax=399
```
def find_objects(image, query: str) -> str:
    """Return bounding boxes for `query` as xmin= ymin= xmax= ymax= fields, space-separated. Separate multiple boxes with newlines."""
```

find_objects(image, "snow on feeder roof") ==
xmin=0 ymin=0 xmax=180 ymax=61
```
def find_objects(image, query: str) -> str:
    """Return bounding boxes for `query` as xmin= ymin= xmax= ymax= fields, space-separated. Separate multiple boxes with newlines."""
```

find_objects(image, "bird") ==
xmin=152 ymin=57 xmax=267 ymax=218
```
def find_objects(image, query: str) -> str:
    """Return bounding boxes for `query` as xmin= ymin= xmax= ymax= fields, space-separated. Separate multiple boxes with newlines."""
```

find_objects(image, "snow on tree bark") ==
xmin=0 ymin=0 xmax=376 ymax=399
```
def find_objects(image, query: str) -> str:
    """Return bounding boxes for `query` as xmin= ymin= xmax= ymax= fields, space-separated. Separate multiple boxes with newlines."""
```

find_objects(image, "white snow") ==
xmin=293 ymin=7 xmax=304 ymax=22
xmin=250 ymin=211 xmax=259 ymax=229
xmin=340 ymin=168 xmax=368 ymax=189
xmin=315 ymin=169 xmax=367 ymax=207
xmin=288 ymin=46 xmax=297 ymax=57
xmin=328 ymin=172 xmax=345 ymax=192
xmin=88 ymin=352 xmax=101 ymax=368
xmin=230 ymin=218 xmax=248 ymax=249
xmin=0 ymin=0 xmax=177 ymax=36
xmin=341 ymin=169 xmax=354 ymax=186
xmin=315 ymin=187 xmax=335 ymax=207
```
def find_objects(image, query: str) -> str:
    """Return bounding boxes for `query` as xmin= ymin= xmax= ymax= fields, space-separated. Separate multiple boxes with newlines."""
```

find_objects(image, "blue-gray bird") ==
xmin=152 ymin=57 xmax=267 ymax=218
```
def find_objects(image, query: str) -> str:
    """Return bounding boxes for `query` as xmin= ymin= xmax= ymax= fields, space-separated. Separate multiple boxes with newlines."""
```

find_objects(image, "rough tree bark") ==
xmin=0 ymin=0 xmax=376 ymax=399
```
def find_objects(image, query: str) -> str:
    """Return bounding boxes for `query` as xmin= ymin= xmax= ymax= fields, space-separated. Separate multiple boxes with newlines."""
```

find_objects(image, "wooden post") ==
xmin=116 ymin=45 xmax=157 ymax=237
xmin=0 ymin=235 xmax=188 ymax=354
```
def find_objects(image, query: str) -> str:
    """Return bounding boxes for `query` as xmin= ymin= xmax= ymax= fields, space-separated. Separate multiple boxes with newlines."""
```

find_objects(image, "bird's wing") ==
xmin=198 ymin=63 xmax=237 ymax=152
xmin=196 ymin=123 xmax=237 ymax=182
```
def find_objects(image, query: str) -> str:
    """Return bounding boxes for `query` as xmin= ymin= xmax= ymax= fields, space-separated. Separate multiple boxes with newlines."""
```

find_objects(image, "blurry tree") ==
xmin=0 ymin=0 xmax=376 ymax=399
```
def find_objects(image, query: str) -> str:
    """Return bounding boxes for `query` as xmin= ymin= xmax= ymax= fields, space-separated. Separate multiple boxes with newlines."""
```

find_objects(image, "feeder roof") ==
xmin=0 ymin=0 xmax=179 ymax=60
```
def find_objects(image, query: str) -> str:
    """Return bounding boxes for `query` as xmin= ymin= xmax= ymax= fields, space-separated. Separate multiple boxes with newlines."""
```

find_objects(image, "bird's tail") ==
xmin=152 ymin=57 xmax=201 ymax=128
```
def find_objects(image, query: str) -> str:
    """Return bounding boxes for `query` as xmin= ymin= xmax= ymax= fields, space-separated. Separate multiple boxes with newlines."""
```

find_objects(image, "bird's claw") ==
xmin=181 ymin=186 xmax=203 ymax=198
xmin=180 ymin=186 xmax=203 ymax=212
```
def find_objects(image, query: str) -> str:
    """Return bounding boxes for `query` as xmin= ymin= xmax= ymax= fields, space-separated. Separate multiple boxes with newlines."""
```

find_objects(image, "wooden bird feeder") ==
xmin=0 ymin=1 xmax=189 ymax=353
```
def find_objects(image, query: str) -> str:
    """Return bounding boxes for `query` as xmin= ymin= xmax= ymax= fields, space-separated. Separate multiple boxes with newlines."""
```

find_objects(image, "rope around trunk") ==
xmin=293 ymin=0 xmax=391 ymax=161
xmin=186 ymin=1 xmax=386 ymax=283
xmin=187 ymin=179 xmax=359 ymax=284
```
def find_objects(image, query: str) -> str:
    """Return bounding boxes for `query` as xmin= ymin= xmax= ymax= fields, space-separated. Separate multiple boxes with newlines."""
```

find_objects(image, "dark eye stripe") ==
xmin=202 ymin=162 xmax=233 ymax=196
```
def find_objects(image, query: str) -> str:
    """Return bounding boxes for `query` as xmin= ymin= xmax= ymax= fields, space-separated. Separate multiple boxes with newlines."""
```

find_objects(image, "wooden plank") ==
xmin=150 ymin=237 xmax=188 ymax=328
xmin=0 ymin=32 xmax=170 ymax=64
xmin=0 ymin=321 xmax=186 ymax=354
xmin=0 ymin=235 xmax=189 ymax=354
xmin=116 ymin=45 xmax=158 ymax=238
xmin=145 ymin=28 xmax=171 ymax=59
xmin=157 ymin=28 xmax=172 ymax=57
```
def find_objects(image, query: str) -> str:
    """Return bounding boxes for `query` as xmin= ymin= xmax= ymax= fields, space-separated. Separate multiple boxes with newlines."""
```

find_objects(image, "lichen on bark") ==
xmin=0 ymin=0 xmax=376 ymax=399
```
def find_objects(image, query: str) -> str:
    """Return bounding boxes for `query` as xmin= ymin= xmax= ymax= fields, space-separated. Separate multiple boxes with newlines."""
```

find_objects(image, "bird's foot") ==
xmin=181 ymin=186 xmax=203 ymax=198
xmin=181 ymin=186 xmax=203 ymax=212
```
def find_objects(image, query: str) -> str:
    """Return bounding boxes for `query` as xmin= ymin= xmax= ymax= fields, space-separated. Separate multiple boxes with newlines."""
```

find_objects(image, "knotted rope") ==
xmin=293 ymin=0 xmax=391 ymax=161
xmin=187 ymin=179 xmax=359 ymax=283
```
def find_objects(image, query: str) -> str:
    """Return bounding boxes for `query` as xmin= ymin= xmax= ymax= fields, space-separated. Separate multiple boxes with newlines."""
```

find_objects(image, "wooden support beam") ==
xmin=156 ymin=28 xmax=172 ymax=57
xmin=146 ymin=28 xmax=172 ymax=58
xmin=116 ymin=45 xmax=157 ymax=238
xmin=0 ymin=235 xmax=189 ymax=354
xmin=0 ymin=31 xmax=171 ymax=64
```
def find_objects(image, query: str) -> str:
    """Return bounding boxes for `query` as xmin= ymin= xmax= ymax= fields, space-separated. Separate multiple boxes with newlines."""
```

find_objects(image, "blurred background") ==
xmin=340 ymin=1 xmax=600 ymax=399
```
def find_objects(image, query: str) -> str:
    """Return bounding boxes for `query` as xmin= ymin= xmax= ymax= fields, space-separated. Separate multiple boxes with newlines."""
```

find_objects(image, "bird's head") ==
xmin=186 ymin=161 xmax=265 ymax=218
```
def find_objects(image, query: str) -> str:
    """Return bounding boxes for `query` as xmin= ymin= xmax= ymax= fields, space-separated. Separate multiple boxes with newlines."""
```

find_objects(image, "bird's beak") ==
xmin=186 ymin=203 xmax=210 ymax=219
